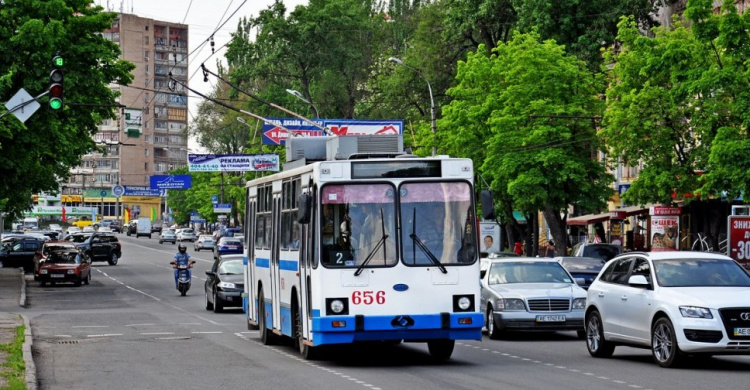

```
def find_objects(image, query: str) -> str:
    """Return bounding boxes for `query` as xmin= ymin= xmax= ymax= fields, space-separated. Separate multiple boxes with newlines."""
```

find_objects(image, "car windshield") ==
xmin=47 ymin=252 xmax=81 ymax=264
xmin=218 ymin=259 xmax=243 ymax=274
xmin=67 ymin=234 xmax=90 ymax=243
xmin=222 ymin=240 xmax=242 ymax=246
xmin=581 ymin=245 xmax=621 ymax=261
xmin=199 ymin=235 xmax=212 ymax=240
xmin=654 ymin=258 xmax=750 ymax=287
xmin=182 ymin=229 xmax=194 ymax=234
xmin=561 ymin=258 xmax=606 ymax=272
xmin=488 ymin=262 xmax=573 ymax=284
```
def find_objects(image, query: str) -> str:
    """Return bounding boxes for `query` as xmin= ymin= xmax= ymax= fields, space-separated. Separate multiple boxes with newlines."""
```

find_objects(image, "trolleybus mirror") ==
xmin=480 ymin=190 xmax=496 ymax=220
xmin=298 ymin=193 xmax=311 ymax=224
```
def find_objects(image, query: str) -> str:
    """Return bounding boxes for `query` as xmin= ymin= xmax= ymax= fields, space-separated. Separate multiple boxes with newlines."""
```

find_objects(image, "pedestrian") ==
xmin=514 ymin=241 xmax=523 ymax=256
xmin=546 ymin=240 xmax=556 ymax=258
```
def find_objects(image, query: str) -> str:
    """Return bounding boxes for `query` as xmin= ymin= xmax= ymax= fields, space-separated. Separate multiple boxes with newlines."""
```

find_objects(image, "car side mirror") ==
xmin=628 ymin=274 xmax=650 ymax=288
xmin=205 ymin=271 xmax=215 ymax=276
xmin=480 ymin=190 xmax=496 ymax=220
xmin=575 ymin=277 xmax=586 ymax=286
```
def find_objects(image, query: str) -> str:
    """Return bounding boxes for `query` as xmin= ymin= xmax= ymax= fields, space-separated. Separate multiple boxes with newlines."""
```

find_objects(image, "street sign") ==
xmin=150 ymin=175 xmax=192 ymax=189
xmin=728 ymin=216 xmax=750 ymax=269
xmin=211 ymin=195 xmax=218 ymax=204
xmin=111 ymin=185 xmax=125 ymax=197
xmin=5 ymin=88 xmax=40 ymax=123
xmin=213 ymin=203 xmax=231 ymax=213
xmin=99 ymin=190 xmax=108 ymax=197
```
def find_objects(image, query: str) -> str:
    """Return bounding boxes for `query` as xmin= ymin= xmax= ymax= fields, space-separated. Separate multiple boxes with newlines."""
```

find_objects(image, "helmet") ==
xmin=178 ymin=244 xmax=187 ymax=253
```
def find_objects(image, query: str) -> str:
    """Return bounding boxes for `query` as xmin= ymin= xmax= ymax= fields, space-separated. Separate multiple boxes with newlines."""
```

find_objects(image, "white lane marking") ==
xmin=72 ymin=325 xmax=109 ymax=328
xmin=86 ymin=334 xmax=123 ymax=338
xmin=458 ymin=342 xmax=645 ymax=389
xmin=54 ymin=335 xmax=72 ymax=338
xmin=140 ymin=332 xmax=175 ymax=335
xmin=191 ymin=331 xmax=223 ymax=334
xmin=125 ymin=285 xmax=161 ymax=301
xmin=236 ymin=334 xmax=382 ymax=389
xmin=125 ymin=323 xmax=157 ymax=327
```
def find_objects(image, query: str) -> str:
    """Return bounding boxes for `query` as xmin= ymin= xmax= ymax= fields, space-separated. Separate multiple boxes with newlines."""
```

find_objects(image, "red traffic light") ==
xmin=49 ymin=83 xmax=63 ymax=96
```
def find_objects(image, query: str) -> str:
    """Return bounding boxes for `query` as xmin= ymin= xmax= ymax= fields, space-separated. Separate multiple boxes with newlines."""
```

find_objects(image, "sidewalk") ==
xmin=0 ymin=268 xmax=36 ymax=390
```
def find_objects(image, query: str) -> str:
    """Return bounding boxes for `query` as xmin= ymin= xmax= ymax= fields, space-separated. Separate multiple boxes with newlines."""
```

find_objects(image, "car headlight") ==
xmin=679 ymin=306 xmax=713 ymax=319
xmin=572 ymin=298 xmax=586 ymax=310
xmin=330 ymin=299 xmax=345 ymax=314
xmin=497 ymin=298 xmax=525 ymax=311
xmin=217 ymin=282 xmax=236 ymax=289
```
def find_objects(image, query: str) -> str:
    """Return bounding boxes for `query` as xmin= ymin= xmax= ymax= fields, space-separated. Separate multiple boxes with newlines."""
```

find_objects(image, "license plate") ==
xmin=51 ymin=274 xmax=65 ymax=278
xmin=536 ymin=315 xmax=565 ymax=322
xmin=227 ymin=246 xmax=237 ymax=249
xmin=734 ymin=328 xmax=750 ymax=336
xmin=225 ymin=296 xmax=233 ymax=301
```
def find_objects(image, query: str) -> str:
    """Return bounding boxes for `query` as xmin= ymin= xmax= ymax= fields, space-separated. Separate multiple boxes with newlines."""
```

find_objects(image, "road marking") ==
xmin=191 ymin=331 xmax=223 ymax=334
xmin=86 ymin=334 xmax=123 ymax=338
xmin=125 ymin=323 xmax=157 ymax=327
xmin=140 ymin=332 xmax=175 ymax=335
xmin=72 ymin=325 xmax=109 ymax=328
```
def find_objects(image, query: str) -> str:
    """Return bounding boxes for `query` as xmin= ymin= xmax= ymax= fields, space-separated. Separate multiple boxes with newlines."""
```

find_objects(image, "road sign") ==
xmin=5 ymin=88 xmax=40 ymax=123
xmin=211 ymin=195 xmax=218 ymax=204
xmin=213 ymin=203 xmax=231 ymax=213
xmin=112 ymin=185 xmax=125 ymax=197
xmin=150 ymin=175 xmax=192 ymax=189
xmin=99 ymin=190 xmax=108 ymax=197
xmin=728 ymin=216 xmax=750 ymax=270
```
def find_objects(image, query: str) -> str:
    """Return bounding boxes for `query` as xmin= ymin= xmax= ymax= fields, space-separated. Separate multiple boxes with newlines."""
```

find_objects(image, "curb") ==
xmin=18 ymin=268 xmax=37 ymax=390
xmin=19 ymin=268 xmax=26 ymax=308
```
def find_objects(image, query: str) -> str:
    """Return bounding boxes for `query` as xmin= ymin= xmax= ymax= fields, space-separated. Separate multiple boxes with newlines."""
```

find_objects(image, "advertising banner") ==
xmin=480 ymin=222 xmax=501 ymax=254
xmin=123 ymin=186 xmax=162 ymax=197
xmin=32 ymin=206 xmax=95 ymax=216
xmin=650 ymin=215 xmax=680 ymax=251
xmin=150 ymin=175 xmax=192 ymax=190
xmin=213 ymin=204 xmax=232 ymax=213
xmin=188 ymin=154 xmax=280 ymax=172
xmin=124 ymin=108 xmax=143 ymax=138
xmin=261 ymin=118 xmax=403 ymax=145
xmin=727 ymin=216 xmax=750 ymax=269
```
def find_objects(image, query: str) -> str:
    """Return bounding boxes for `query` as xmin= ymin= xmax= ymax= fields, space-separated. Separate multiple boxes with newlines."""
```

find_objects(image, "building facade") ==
xmin=60 ymin=13 xmax=189 ymax=222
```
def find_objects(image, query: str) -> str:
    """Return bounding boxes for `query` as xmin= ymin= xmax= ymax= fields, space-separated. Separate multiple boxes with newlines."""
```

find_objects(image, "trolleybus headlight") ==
xmin=457 ymin=297 xmax=471 ymax=310
xmin=330 ymin=299 xmax=345 ymax=314
xmin=452 ymin=294 xmax=475 ymax=312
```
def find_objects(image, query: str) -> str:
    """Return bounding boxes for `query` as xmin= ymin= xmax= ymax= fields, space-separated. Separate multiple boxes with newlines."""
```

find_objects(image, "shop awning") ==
xmin=615 ymin=204 xmax=654 ymax=216
xmin=566 ymin=212 xmax=611 ymax=226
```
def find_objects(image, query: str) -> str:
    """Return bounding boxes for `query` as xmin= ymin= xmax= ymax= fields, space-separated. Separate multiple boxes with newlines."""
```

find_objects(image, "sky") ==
xmin=93 ymin=0 xmax=308 ymax=151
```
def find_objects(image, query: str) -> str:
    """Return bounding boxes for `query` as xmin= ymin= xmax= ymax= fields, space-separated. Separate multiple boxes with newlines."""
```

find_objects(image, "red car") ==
xmin=38 ymin=249 xmax=91 ymax=287
xmin=34 ymin=241 xmax=78 ymax=280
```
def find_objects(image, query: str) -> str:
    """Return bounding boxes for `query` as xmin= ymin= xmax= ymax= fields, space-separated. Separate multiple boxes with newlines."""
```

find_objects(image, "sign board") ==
xmin=479 ymin=222 xmax=501 ymax=254
xmin=124 ymin=108 xmax=143 ymax=138
xmin=188 ymin=154 xmax=280 ymax=172
xmin=122 ymin=186 xmax=161 ymax=196
xmin=211 ymin=195 xmax=218 ymax=204
xmin=112 ymin=185 xmax=125 ymax=197
xmin=650 ymin=206 xmax=681 ymax=216
xmin=261 ymin=118 xmax=403 ymax=145
xmin=150 ymin=174 xmax=192 ymax=189
xmin=650 ymin=215 xmax=679 ymax=251
xmin=5 ymin=88 xmax=40 ymax=123
xmin=728 ymin=216 xmax=750 ymax=269
xmin=213 ymin=203 xmax=231 ymax=213
xmin=32 ymin=206 xmax=95 ymax=216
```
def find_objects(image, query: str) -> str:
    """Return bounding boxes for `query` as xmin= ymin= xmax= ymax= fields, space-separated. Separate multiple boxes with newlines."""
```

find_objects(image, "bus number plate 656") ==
xmin=351 ymin=290 xmax=386 ymax=305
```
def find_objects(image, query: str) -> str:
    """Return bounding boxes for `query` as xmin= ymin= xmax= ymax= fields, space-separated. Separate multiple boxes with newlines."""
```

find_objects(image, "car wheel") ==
xmin=652 ymin=317 xmax=684 ymax=368
xmin=205 ymin=289 xmax=214 ymax=310
xmin=195 ymin=248 xmax=199 ymax=252
xmin=108 ymin=253 xmax=119 ymax=266
xmin=486 ymin=306 xmax=502 ymax=340
xmin=586 ymin=310 xmax=615 ymax=358
xmin=427 ymin=340 xmax=455 ymax=361
xmin=213 ymin=289 xmax=223 ymax=313
xmin=159 ymin=240 xmax=163 ymax=244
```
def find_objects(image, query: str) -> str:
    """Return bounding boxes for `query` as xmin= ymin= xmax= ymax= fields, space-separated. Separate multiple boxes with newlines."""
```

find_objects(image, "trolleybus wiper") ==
xmin=354 ymin=208 xmax=388 ymax=276
xmin=409 ymin=207 xmax=447 ymax=274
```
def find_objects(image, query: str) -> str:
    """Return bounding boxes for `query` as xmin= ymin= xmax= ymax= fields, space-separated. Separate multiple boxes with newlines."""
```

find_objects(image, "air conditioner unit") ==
xmin=144 ymin=57 xmax=149 ymax=61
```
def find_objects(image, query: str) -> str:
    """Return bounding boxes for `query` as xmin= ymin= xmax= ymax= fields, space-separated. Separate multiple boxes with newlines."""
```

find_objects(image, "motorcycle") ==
xmin=170 ymin=260 xmax=197 ymax=296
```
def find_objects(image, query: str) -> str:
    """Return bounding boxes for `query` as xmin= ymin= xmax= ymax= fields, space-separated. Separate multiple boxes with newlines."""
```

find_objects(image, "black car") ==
xmin=109 ymin=221 xmax=122 ymax=233
xmin=555 ymin=256 xmax=606 ymax=290
xmin=126 ymin=222 xmax=137 ymax=236
xmin=0 ymin=236 xmax=45 ymax=272
xmin=204 ymin=254 xmax=244 ymax=313
xmin=75 ymin=233 xmax=122 ymax=265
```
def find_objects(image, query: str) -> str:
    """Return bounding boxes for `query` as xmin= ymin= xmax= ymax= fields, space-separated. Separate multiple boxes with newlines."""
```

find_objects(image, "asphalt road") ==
xmin=23 ymin=234 xmax=750 ymax=390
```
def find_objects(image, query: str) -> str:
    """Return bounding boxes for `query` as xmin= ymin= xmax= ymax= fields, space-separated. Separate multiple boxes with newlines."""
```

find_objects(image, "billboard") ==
xmin=728 ymin=216 xmax=750 ymax=269
xmin=480 ymin=222 xmax=501 ymax=254
xmin=188 ymin=154 xmax=280 ymax=172
xmin=261 ymin=118 xmax=403 ymax=145
xmin=150 ymin=175 xmax=192 ymax=190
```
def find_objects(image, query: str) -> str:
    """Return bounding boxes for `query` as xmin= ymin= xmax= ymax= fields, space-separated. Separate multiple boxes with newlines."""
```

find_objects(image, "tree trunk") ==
xmin=543 ymin=206 xmax=568 ymax=258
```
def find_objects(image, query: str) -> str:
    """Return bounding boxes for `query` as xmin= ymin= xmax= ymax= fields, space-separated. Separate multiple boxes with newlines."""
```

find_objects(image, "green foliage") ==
xmin=441 ymin=32 xmax=612 ymax=239
xmin=0 ymin=324 xmax=26 ymax=389
xmin=0 ymin=0 xmax=134 ymax=221
xmin=166 ymin=167 xmax=248 ymax=227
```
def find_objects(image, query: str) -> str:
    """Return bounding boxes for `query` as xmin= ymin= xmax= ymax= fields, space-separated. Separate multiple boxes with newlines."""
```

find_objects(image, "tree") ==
xmin=0 ymin=0 xmax=134 ymax=222
xmin=440 ymin=32 xmax=612 ymax=255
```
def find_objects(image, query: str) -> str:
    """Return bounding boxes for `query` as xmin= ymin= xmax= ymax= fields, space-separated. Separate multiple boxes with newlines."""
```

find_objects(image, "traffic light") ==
xmin=49 ymin=52 xmax=64 ymax=110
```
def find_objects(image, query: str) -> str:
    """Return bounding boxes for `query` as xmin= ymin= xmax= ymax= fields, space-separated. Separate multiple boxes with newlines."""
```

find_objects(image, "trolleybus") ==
xmin=242 ymin=135 xmax=483 ymax=360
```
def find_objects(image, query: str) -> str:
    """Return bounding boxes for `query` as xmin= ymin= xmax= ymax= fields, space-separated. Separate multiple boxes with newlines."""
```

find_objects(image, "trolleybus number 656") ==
xmin=351 ymin=290 xmax=386 ymax=305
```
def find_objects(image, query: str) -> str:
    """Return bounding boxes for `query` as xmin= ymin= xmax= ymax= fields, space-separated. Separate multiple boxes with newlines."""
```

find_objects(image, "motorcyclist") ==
xmin=172 ymin=244 xmax=192 ymax=288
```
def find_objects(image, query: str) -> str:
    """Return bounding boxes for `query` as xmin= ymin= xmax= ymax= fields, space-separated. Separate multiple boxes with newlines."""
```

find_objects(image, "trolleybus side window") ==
xmin=256 ymin=185 xmax=272 ymax=249
xmin=320 ymin=183 xmax=397 ymax=268
xmin=400 ymin=181 xmax=477 ymax=266
xmin=281 ymin=179 xmax=301 ymax=250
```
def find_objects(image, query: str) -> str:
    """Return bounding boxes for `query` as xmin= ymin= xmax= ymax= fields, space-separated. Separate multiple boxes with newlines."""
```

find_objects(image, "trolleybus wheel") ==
xmin=293 ymin=302 xmax=319 ymax=360
xmin=427 ymin=339 xmax=455 ymax=361
xmin=259 ymin=290 xmax=277 ymax=345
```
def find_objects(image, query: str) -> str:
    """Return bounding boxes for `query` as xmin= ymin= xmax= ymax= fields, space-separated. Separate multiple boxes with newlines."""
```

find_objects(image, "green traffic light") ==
xmin=49 ymin=98 xmax=63 ymax=110
xmin=53 ymin=56 xmax=64 ymax=67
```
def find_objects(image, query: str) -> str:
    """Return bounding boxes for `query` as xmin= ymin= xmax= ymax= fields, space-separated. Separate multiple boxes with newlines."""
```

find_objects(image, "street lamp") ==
xmin=285 ymin=89 xmax=320 ymax=118
xmin=388 ymin=57 xmax=436 ymax=156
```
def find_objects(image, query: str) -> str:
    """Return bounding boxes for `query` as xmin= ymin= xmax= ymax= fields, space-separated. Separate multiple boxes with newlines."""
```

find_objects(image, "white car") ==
xmin=194 ymin=235 xmax=215 ymax=251
xmin=176 ymin=228 xmax=196 ymax=242
xmin=585 ymin=251 xmax=750 ymax=368
xmin=480 ymin=257 xmax=587 ymax=340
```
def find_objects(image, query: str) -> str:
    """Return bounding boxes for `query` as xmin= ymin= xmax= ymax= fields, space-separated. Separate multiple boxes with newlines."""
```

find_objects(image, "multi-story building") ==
xmin=61 ymin=13 xmax=189 ymax=222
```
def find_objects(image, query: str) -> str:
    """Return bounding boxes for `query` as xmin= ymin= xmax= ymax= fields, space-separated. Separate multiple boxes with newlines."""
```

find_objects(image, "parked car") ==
xmin=571 ymin=243 xmax=622 ymax=262
xmin=47 ymin=224 xmax=64 ymax=234
xmin=585 ymin=251 xmax=750 ymax=368
xmin=74 ymin=232 xmax=122 ymax=265
xmin=204 ymin=254 xmax=244 ymax=312
xmin=33 ymin=241 xmax=78 ymax=280
xmin=159 ymin=229 xmax=177 ymax=245
xmin=0 ymin=236 xmax=45 ymax=272
xmin=82 ymin=226 xmax=96 ymax=233
xmin=213 ymin=237 xmax=244 ymax=259
xmin=556 ymin=256 xmax=606 ymax=290
xmin=37 ymin=249 xmax=91 ymax=287
xmin=480 ymin=257 xmax=587 ymax=340
xmin=176 ymin=228 xmax=196 ymax=242
xmin=194 ymin=235 xmax=215 ymax=252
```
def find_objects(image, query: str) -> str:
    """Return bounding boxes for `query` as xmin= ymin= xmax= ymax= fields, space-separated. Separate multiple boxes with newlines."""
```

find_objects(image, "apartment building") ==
xmin=61 ymin=13 xmax=189 ymax=220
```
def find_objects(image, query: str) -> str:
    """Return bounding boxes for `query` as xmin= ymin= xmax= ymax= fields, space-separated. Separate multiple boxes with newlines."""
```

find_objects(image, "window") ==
xmin=144 ymin=163 xmax=148 ymax=171
xmin=281 ymin=179 xmax=301 ymax=250
xmin=255 ymin=185 xmax=272 ymax=249
xmin=601 ymin=257 xmax=633 ymax=285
